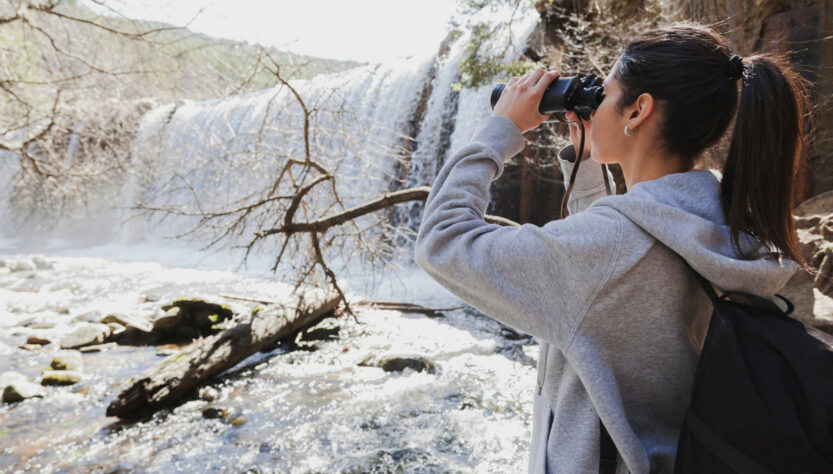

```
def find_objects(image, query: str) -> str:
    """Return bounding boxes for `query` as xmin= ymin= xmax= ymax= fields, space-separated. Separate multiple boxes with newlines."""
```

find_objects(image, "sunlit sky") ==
xmin=84 ymin=0 xmax=462 ymax=63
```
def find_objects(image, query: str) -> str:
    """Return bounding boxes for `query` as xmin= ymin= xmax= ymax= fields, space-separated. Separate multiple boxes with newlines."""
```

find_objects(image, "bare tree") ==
xmin=0 ymin=0 xmax=356 ymax=224
xmin=132 ymin=45 xmax=519 ymax=319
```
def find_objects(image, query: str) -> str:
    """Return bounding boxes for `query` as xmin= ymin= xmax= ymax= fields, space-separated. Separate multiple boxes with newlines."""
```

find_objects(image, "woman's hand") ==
xmin=565 ymin=110 xmax=592 ymax=161
xmin=493 ymin=69 xmax=560 ymax=133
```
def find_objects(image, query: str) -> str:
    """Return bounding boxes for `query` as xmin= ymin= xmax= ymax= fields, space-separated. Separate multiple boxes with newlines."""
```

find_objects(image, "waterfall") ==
xmin=0 ymin=8 xmax=540 ymax=261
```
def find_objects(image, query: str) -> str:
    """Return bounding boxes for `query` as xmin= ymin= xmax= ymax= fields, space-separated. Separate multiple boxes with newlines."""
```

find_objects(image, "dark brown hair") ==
xmin=614 ymin=22 xmax=809 ymax=265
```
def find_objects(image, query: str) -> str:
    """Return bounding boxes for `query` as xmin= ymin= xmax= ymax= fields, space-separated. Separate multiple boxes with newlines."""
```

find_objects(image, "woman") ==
xmin=414 ymin=23 xmax=808 ymax=473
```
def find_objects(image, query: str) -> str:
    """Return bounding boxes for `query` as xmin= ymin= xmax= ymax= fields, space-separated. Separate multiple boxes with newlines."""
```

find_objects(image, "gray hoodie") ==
xmin=414 ymin=116 xmax=798 ymax=473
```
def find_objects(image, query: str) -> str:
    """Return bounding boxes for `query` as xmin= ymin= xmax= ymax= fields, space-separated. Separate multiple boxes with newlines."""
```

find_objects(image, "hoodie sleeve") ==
xmin=557 ymin=145 xmax=617 ymax=215
xmin=414 ymin=116 xmax=623 ymax=350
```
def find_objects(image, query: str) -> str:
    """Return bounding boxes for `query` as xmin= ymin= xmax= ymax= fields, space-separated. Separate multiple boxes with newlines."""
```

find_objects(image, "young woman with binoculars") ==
xmin=415 ymin=22 xmax=809 ymax=473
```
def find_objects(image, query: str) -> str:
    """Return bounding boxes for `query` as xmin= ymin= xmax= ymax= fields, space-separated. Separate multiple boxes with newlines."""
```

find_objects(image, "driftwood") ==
xmin=106 ymin=288 xmax=340 ymax=420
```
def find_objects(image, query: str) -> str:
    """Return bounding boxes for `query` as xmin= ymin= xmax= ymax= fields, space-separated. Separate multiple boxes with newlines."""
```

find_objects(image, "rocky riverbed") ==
xmin=0 ymin=252 xmax=537 ymax=472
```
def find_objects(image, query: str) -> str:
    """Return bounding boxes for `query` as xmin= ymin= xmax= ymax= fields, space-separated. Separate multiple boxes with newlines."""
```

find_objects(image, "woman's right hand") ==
xmin=565 ymin=110 xmax=592 ymax=161
xmin=493 ymin=69 xmax=560 ymax=133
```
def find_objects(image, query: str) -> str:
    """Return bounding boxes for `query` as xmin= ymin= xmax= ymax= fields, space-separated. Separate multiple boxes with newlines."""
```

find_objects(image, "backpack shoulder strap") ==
xmin=599 ymin=419 xmax=617 ymax=474
xmin=687 ymin=265 xmax=720 ymax=306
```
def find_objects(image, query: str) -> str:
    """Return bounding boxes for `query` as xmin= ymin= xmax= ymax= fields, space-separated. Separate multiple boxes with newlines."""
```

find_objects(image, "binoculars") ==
xmin=490 ymin=74 xmax=605 ymax=121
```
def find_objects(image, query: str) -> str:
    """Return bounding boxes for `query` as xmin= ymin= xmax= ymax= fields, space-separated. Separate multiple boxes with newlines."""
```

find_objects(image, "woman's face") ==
xmin=589 ymin=66 xmax=629 ymax=165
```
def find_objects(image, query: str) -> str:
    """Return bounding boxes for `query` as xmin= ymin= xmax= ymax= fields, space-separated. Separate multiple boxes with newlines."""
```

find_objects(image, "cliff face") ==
xmin=501 ymin=0 xmax=833 ymax=229
xmin=685 ymin=0 xmax=833 ymax=198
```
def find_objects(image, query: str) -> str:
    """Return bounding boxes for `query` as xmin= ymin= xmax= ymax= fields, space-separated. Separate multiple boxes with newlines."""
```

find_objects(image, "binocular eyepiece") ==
xmin=490 ymin=74 xmax=605 ymax=121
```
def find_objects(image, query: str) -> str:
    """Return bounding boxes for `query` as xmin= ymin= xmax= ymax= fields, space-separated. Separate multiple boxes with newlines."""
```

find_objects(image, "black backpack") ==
xmin=600 ymin=268 xmax=833 ymax=474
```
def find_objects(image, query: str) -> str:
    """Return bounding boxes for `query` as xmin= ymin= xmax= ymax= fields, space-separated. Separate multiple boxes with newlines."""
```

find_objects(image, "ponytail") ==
xmin=721 ymin=55 xmax=810 ymax=266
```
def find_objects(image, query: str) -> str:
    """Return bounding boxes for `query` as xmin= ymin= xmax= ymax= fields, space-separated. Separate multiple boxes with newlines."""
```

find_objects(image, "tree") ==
xmin=0 ymin=0 xmax=358 ymax=221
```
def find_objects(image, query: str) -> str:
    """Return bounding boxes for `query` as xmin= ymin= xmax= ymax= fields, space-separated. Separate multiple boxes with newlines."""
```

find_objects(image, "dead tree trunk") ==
xmin=106 ymin=288 xmax=340 ymax=420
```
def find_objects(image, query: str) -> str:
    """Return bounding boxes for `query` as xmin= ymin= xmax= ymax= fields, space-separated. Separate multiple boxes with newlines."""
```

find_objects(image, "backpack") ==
xmin=600 ymin=267 xmax=833 ymax=474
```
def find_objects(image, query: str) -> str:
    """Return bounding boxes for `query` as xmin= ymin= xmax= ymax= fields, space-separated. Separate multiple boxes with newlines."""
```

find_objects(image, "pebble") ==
xmin=26 ymin=335 xmax=51 ymax=346
xmin=202 ymin=406 xmax=228 ymax=419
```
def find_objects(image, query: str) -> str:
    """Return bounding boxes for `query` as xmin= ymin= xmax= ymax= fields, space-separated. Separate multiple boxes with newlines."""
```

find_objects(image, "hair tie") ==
xmin=727 ymin=54 xmax=744 ymax=80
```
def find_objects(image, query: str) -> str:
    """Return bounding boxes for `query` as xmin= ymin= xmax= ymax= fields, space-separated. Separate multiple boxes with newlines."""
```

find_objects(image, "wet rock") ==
xmin=152 ymin=306 xmax=181 ymax=333
xmin=380 ymin=356 xmax=435 ymax=374
xmin=41 ymin=370 xmax=82 ymax=386
xmin=60 ymin=323 xmax=111 ymax=349
xmin=26 ymin=335 xmax=51 ymax=346
xmin=202 ymin=406 xmax=228 ymax=419
xmin=161 ymin=298 xmax=233 ymax=330
xmin=500 ymin=326 xmax=530 ymax=341
xmin=79 ymin=342 xmax=117 ymax=353
xmin=301 ymin=326 xmax=340 ymax=342
xmin=360 ymin=355 xmax=436 ymax=374
xmin=149 ymin=299 xmax=234 ymax=343
xmin=106 ymin=322 xmax=126 ymax=337
xmin=51 ymin=350 xmax=83 ymax=371
xmin=3 ymin=381 xmax=46 ymax=403
xmin=101 ymin=313 xmax=153 ymax=333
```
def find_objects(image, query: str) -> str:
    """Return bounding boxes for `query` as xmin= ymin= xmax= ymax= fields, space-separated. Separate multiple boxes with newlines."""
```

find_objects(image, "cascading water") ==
xmin=0 ymin=7 xmax=544 ymax=472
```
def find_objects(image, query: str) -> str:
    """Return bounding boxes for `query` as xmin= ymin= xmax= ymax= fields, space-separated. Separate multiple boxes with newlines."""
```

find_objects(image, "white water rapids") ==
xmin=0 ymin=9 xmax=543 ymax=472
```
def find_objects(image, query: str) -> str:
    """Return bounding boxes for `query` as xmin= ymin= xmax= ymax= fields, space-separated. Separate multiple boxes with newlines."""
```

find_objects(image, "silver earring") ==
xmin=624 ymin=124 xmax=633 ymax=137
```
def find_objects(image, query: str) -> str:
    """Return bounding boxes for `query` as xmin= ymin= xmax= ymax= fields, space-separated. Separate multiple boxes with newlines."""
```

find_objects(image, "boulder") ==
xmin=59 ymin=323 xmax=111 ymax=349
xmin=152 ymin=306 xmax=181 ymax=333
xmin=3 ymin=381 xmax=46 ymax=403
xmin=0 ymin=371 xmax=28 ymax=390
xmin=160 ymin=298 xmax=234 ymax=331
xmin=41 ymin=370 xmax=82 ymax=386
xmin=100 ymin=313 xmax=153 ymax=333
xmin=149 ymin=298 xmax=235 ymax=342
xmin=50 ymin=350 xmax=83 ymax=371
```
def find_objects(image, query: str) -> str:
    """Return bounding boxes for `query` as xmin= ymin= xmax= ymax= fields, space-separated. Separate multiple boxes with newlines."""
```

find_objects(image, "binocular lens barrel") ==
xmin=490 ymin=75 xmax=604 ymax=120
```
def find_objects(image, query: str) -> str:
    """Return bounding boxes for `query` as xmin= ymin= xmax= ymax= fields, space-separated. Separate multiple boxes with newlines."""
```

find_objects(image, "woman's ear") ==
xmin=627 ymin=92 xmax=655 ymax=131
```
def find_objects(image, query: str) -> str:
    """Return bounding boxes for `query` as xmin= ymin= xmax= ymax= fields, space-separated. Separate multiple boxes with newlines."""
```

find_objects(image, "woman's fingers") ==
xmin=521 ymin=68 xmax=546 ymax=88
xmin=534 ymin=70 xmax=560 ymax=90
xmin=494 ymin=69 xmax=561 ymax=133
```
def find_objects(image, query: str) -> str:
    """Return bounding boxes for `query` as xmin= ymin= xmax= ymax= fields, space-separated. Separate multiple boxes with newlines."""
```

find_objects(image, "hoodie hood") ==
xmin=593 ymin=169 xmax=798 ymax=298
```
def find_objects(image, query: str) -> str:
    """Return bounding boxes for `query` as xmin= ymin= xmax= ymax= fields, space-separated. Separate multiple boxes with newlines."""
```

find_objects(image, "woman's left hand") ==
xmin=493 ymin=69 xmax=560 ymax=133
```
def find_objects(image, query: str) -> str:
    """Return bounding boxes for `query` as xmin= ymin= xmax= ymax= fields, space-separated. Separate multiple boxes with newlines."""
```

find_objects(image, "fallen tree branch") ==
xmin=106 ymin=288 xmax=340 ymax=420
xmin=353 ymin=300 xmax=464 ymax=317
